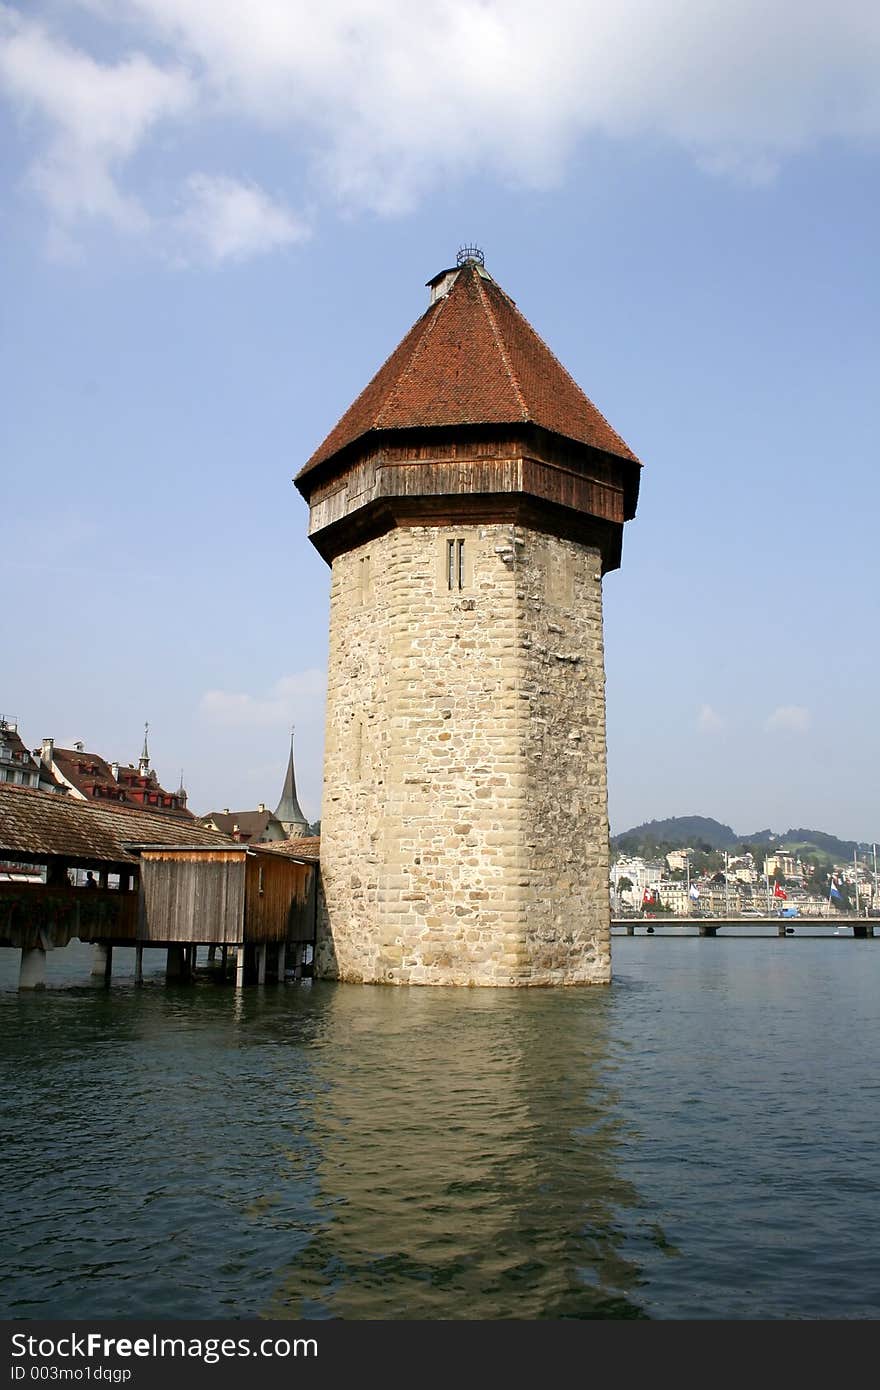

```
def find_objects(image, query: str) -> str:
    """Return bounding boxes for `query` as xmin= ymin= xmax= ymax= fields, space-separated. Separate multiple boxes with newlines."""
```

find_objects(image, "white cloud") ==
xmin=176 ymin=173 xmax=309 ymax=265
xmin=109 ymin=0 xmax=880 ymax=202
xmin=697 ymin=704 xmax=724 ymax=733
xmin=5 ymin=2 xmax=880 ymax=246
xmin=765 ymin=705 xmax=811 ymax=734
xmin=199 ymin=670 xmax=327 ymax=729
xmin=0 ymin=5 xmax=192 ymax=235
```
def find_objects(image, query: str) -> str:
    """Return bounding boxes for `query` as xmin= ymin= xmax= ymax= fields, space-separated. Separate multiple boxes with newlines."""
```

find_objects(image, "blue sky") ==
xmin=2 ymin=1 xmax=878 ymax=840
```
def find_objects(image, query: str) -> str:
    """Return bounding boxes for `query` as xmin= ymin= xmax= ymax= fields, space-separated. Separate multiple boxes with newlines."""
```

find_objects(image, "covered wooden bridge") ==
xmin=0 ymin=784 xmax=319 ymax=988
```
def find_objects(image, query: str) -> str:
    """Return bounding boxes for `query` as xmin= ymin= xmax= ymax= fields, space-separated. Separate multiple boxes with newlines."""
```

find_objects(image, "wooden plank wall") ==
xmin=244 ymin=854 xmax=315 ymax=944
xmin=0 ymin=883 xmax=138 ymax=949
xmin=139 ymin=850 xmax=246 ymax=944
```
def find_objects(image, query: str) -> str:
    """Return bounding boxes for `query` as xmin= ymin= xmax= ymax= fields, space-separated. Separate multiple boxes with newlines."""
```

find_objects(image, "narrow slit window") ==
xmin=447 ymin=538 xmax=465 ymax=590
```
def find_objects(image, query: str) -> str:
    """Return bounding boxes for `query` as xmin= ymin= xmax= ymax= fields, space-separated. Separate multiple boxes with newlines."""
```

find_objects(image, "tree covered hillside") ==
xmin=612 ymin=815 xmax=865 ymax=862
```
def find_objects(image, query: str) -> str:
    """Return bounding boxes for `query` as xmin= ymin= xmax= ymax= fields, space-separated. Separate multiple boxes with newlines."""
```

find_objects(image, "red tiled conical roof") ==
xmin=297 ymin=260 xmax=638 ymax=479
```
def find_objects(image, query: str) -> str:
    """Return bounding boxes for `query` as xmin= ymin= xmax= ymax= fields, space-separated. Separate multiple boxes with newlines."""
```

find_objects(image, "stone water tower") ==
xmin=295 ymin=250 xmax=641 ymax=985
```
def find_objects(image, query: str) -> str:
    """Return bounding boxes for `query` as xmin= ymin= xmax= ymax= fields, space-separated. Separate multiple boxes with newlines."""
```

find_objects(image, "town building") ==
xmin=0 ymin=716 xmax=47 ymax=790
xmin=37 ymin=726 xmax=192 ymax=819
xmin=665 ymin=849 xmax=691 ymax=873
xmin=200 ymin=806 xmax=287 ymax=843
xmin=295 ymin=249 xmax=641 ymax=985
xmin=765 ymin=851 xmax=798 ymax=880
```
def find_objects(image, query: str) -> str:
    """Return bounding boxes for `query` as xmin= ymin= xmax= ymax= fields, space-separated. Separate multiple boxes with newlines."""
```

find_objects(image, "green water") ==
xmin=2 ymin=938 xmax=878 ymax=1319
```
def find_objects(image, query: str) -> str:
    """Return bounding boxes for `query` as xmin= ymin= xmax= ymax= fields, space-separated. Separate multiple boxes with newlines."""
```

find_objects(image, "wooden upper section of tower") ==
xmin=295 ymin=255 xmax=642 ymax=572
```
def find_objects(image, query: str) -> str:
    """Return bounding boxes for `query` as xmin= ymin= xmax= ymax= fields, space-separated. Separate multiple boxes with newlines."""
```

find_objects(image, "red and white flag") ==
xmin=773 ymin=882 xmax=787 ymax=900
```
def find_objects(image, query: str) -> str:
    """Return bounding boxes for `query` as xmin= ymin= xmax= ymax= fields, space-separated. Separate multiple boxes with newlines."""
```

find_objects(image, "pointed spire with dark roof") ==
xmin=139 ymin=721 xmax=150 ymax=776
xmin=275 ymin=730 xmax=309 ymax=837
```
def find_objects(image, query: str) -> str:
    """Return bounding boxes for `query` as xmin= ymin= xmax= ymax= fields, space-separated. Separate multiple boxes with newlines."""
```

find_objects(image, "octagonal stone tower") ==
xmin=295 ymin=252 xmax=641 ymax=986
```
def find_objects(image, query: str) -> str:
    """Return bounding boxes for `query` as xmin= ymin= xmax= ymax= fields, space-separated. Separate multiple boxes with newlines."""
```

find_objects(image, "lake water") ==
xmin=2 ymin=937 xmax=878 ymax=1320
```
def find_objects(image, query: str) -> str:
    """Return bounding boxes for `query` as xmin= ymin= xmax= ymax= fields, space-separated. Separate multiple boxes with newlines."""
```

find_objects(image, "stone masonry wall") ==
xmin=316 ymin=522 xmax=610 ymax=985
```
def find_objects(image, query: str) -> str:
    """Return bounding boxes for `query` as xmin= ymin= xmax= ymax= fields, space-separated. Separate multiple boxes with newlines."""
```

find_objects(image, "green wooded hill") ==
xmin=612 ymin=815 xmax=866 ymax=863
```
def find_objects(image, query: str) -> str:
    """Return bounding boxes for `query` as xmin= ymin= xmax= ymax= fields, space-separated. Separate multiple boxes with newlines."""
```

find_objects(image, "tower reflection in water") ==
xmin=267 ymin=982 xmax=657 ymax=1319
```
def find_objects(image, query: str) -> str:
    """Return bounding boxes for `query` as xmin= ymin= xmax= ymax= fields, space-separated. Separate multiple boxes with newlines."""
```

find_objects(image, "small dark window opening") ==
xmin=447 ymin=538 xmax=465 ymax=590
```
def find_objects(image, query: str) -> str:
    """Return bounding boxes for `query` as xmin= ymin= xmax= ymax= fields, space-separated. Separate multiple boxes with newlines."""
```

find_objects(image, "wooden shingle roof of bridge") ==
xmin=0 ymin=784 xmax=233 ymax=869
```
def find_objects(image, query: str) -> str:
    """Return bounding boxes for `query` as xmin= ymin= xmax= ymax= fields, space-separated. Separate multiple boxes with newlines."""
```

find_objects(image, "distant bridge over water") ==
xmin=612 ymin=917 xmax=875 ymax=938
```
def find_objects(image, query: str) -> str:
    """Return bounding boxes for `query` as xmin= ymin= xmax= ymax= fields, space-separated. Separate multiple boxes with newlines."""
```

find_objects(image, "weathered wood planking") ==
xmin=137 ymin=847 xmax=317 ymax=946
xmin=139 ymin=849 xmax=247 ymax=944
xmin=307 ymin=440 xmax=627 ymax=537
xmin=244 ymin=853 xmax=314 ymax=943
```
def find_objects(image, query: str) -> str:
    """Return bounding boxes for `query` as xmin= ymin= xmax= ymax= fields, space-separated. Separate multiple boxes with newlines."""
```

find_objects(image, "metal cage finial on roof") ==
xmin=456 ymin=244 xmax=485 ymax=267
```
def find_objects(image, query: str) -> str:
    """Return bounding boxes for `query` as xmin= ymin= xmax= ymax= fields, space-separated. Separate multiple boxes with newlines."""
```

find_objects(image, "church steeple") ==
xmin=138 ymin=721 xmax=150 ymax=777
xmin=274 ymin=729 xmax=309 ymax=837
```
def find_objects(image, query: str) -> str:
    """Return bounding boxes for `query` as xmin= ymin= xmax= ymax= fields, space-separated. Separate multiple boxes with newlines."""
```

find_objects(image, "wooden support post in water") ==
xmin=134 ymin=944 xmax=144 ymax=985
xmin=166 ymin=945 xmax=185 ymax=980
xmin=277 ymin=943 xmax=286 ymax=981
xmin=221 ymin=945 xmax=228 ymax=978
xmin=19 ymin=946 xmax=46 ymax=990
xmin=257 ymin=944 xmax=267 ymax=985
xmin=91 ymin=943 xmax=112 ymax=981
xmin=235 ymin=945 xmax=245 ymax=989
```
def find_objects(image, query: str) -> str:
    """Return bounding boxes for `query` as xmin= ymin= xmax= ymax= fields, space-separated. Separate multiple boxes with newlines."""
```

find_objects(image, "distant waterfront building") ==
xmin=765 ymin=851 xmax=797 ymax=880
xmin=657 ymin=882 xmax=689 ymax=915
xmin=611 ymin=856 xmax=665 ymax=900
xmin=665 ymin=849 xmax=692 ymax=873
xmin=296 ymin=251 xmax=641 ymax=985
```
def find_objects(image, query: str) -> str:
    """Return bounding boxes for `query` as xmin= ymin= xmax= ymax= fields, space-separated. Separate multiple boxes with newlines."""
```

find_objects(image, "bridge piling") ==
xmin=19 ymin=946 xmax=46 ymax=990
xmin=91 ymin=943 xmax=112 ymax=983
xmin=166 ymin=945 xmax=185 ymax=981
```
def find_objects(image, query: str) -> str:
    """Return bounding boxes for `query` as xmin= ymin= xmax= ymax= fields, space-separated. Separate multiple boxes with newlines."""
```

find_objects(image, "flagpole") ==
xmin=874 ymin=843 xmax=878 ymax=914
xmin=765 ymin=858 xmax=771 ymax=917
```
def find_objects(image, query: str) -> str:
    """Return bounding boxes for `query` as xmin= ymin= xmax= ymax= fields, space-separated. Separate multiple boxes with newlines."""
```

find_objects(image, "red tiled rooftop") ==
xmin=297 ymin=260 xmax=639 ymax=481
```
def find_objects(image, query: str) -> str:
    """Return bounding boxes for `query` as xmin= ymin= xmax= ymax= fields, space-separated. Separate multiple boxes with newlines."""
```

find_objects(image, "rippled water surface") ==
xmin=2 ymin=939 xmax=878 ymax=1319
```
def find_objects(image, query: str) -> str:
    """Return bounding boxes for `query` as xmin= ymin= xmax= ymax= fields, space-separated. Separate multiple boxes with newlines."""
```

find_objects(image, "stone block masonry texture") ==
xmin=316 ymin=522 xmax=611 ymax=986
